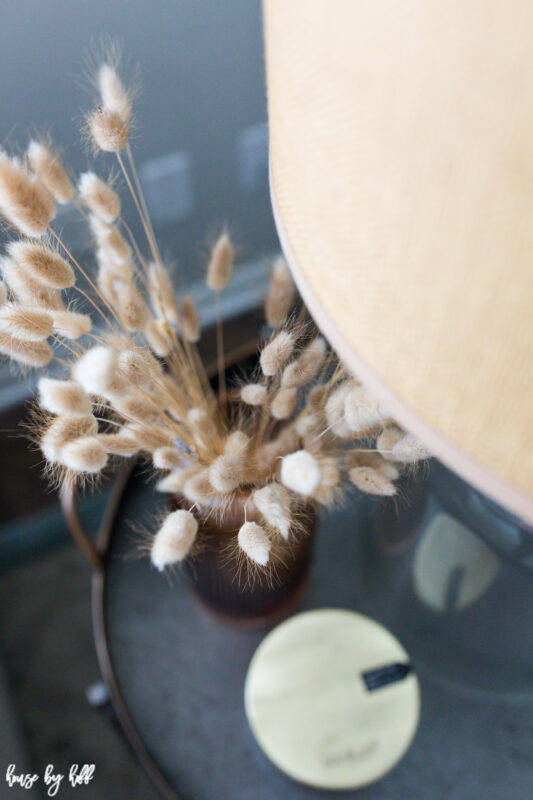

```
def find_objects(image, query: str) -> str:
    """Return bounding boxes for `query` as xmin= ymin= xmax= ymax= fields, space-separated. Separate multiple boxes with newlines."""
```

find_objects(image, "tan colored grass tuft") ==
xmin=0 ymin=152 xmax=56 ymax=237
xmin=27 ymin=141 xmax=73 ymax=204
xmin=265 ymin=256 xmax=295 ymax=328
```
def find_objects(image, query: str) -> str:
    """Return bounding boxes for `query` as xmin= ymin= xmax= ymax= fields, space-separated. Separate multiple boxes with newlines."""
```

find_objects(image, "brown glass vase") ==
xmin=173 ymin=492 xmax=317 ymax=625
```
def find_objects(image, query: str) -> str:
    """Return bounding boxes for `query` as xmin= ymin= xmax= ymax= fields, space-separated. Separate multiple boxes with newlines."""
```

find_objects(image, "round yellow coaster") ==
xmin=244 ymin=608 xmax=420 ymax=790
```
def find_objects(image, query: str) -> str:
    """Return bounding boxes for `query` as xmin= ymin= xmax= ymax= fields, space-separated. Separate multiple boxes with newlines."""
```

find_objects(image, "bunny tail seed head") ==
xmin=98 ymin=63 xmax=133 ymax=124
xmin=0 ymin=256 xmax=65 ymax=310
xmin=148 ymin=261 xmax=179 ymax=324
xmin=391 ymin=434 xmax=431 ymax=463
xmin=41 ymin=415 xmax=98 ymax=464
xmin=224 ymin=430 xmax=249 ymax=457
xmin=8 ymin=240 xmax=75 ymax=289
xmin=97 ymin=431 xmax=140 ymax=457
xmin=72 ymin=346 xmax=117 ymax=395
xmin=88 ymin=108 xmax=129 ymax=152
xmin=0 ymin=152 xmax=56 ymax=237
xmin=376 ymin=425 xmax=405 ymax=460
xmin=153 ymin=446 xmax=182 ymax=470
xmin=180 ymin=295 xmax=200 ymax=342
xmin=182 ymin=469 xmax=213 ymax=504
xmin=0 ymin=334 xmax=52 ymax=367
xmin=151 ymin=509 xmax=198 ymax=570
xmin=325 ymin=383 xmax=353 ymax=438
xmin=27 ymin=141 xmax=73 ymax=204
xmin=253 ymin=483 xmax=291 ymax=540
xmin=346 ymin=450 xmax=400 ymax=481
xmin=206 ymin=232 xmax=234 ymax=291
xmin=38 ymin=378 xmax=91 ymax=418
xmin=260 ymin=330 xmax=294 ymax=376
xmin=281 ymin=337 xmax=327 ymax=388
xmin=144 ymin=318 xmax=171 ymax=357
xmin=265 ymin=257 xmax=295 ymax=328
xmin=209 ymin=453 xmax=244 ymax=492
xmin=117 ymin=349 xmax=156 ymax=388
xmin=52 ymin=310 xmax=92 ymax=340
xmin=59 ymin=436 xmax=108 ymax=474
xmin=0 ymin=304 xmax=52 ymax=341
xmin=281 ymin=449 xmax=321 ymax=496
xmin=349 ymin=466 xmax=397 ymax=496
xmin=156 ymin=464 xmax=201 ymax=494
xmin=78 ymin=172 xmax=120 ymax=222
xmin=344 ymin=386 xmax=384 ymax=433
xmin=240 ymin=383 xmax=267 ymax=406
xmin=271 ymin=387 xmax=298 ymax=420
xmin=238 ymin=521 xmax=271 ymax=566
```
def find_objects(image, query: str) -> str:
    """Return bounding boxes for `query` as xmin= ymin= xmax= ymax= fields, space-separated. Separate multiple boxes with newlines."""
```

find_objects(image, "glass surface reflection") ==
xmin=358 ymin=461 xmax=533 ymax=703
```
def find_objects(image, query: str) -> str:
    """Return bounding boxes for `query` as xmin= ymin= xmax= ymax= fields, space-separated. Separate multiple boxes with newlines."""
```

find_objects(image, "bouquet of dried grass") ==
xmin=0 ymin=53 xmax=429 ymax=574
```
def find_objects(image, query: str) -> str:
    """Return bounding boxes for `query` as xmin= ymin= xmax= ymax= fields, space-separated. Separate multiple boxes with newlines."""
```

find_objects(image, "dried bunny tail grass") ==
xmin=209 ymin=453 xmax=244 ymax=492
xmin=41 ymin=414 xmax=98 ymax=464
xmin=252 ymin=483 xmax=291 ymax=540
xmin=78 ymin=172 xmax=120 ymax=222
xmin=265 ymin=256 xmax=295 ymax=328
xmin=0 ymin=152 xmax=56 ymax=237
xmin=38 ymin=378 xmax=91 ymax=418
xmin=376 ymin=424 xmax=405 ymax=460
xmin=312 ymin=455 xmax=342 ymax=506
xmin=180 ymin=295 xmax=200 ymax=342
xmin=0 ymin=304 xmax=52 ymax=341
xmin=281 ymin=449 xmax=321 ymax=496
xmin=238 ymin=521 xmax=271 ymax=566
xmin=187 ymin=407 xmax=218 ymax=447
xmin=294 ymin=409 xmax=320 ymax=438
xmin=51 ymin=309 xmax=92 ymax=340
xmin=325 ymin=382 xmax=353 ymax=438
xmin=153 ymin=446 xmax=182 ymax=470
xmin=281 ymin=337 xmax=327 ymax=388
xmin=346 ymin=450 xmax=400 ymax=481
xmin=88 ymin=108 xmax=129 ymax=152
xmin=0 ymin=257 xmax=65 ymax=310
xmin=98 ymin=63 xmax=133 ymax=124
xmin=391 ymin=433 xmax=431 ymax=463
xmin=151 ymin=510 xmax=198 ymax=570
xmin=26 ymin=140 xmax=73 ymax=204
xmin=113 ymin=394 xmax=162 ymax=426
xmin=115 ymin=279 xmax=148 ymax=331
xmin=144 ymin=318 xmax=171 ymax=357
xmin=97 ymin=431 xmax=140 ymax=457
xmin=224 ymin=430 xmax=250 ymax=457
xmin=260 ymin=330 xmax=294 ymax=376
xmin=182 ymin=469 xmax=213 ymax=504
xmin=7 ymin=239 xmax=74 ymax=289
xmin=126 ymin=422 xmax=174 ymax=452
xmin=344 ymin=386 xmax=387 ymax=434
xmin=90 ymin=216 xmax=131 ymax=264
xmin=117 ymin=348 xmax=160 ymax=388
xmin=271 ymin=387 xmax=298 ymax=420
xmin=59 ymin=436 xmax=108 ymax=474
xmin=0 ymin=334 xmax=52 ymax=367
xmin=206 ymin=232 xmax=234 ymax=291
xmin=240 ymin=382 xmax=267 ymax=406
xmin=148 ymin=261 xmax=179 ymax=324
xmin=96 ymin=248 xmax=133 ymax=284
xmin=349 ymin=466 xmax=397 ymax=497
xmin=72 ymin=346 xmax=117 ymax=395
xmin=156 ymin=464 xmax=201 ymax=493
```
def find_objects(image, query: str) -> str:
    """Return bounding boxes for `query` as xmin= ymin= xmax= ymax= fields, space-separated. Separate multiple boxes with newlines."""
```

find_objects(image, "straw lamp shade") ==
xmin=264 ymin=0 xmax=533 ymax=523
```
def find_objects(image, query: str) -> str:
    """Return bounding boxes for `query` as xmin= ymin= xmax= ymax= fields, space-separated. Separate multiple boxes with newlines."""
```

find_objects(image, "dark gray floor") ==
xmin=0 ymin=542 xmax=159 ymax=800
